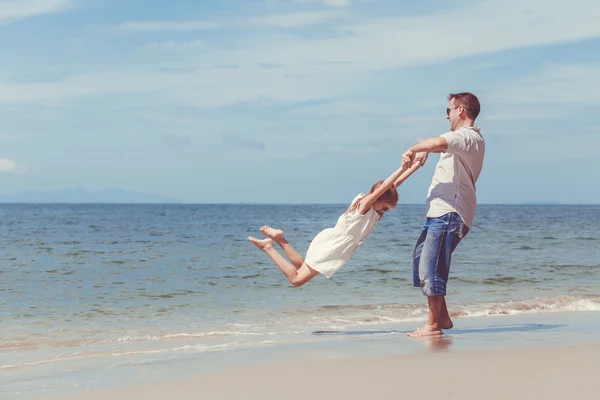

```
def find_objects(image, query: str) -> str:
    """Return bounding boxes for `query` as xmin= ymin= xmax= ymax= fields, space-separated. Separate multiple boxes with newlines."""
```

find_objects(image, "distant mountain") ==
xmin=0 ymin=188 xmax=181 ymax=204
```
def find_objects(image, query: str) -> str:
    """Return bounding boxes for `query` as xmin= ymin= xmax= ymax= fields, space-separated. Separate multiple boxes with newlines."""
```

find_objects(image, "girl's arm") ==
xmin=393 ymin=158 xmax=424 ymax=188
xmin=357 ymin=160 xmax=422 ymax=215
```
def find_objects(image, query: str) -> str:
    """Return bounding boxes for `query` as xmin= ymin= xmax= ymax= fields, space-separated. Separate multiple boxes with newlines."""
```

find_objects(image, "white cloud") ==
xmin=142 ymin=40 xmax=203 ymax=51
xmin=286 ymin=100 xmax=399 ymax=116
xmin=266 ymin=0 xmax=350 ymax=7
xmin=293 ymin=0 xmax=350 ymax=7
xmin=122 ymin=11 xmax=342 ymax=32
xmin=0 ymin=0 xmax=72 ymax=20
xmin=0 ymin=158 xmax=26 ymax=173
xmin=483 ymin=107 xmax=560 ymax=121
xmin=248 ymin=11 xmax=342 ymax=28
xmin=247 ymin=0 xmax=600 ymax=72
xmin=118 ymin=0 xmax=600 ymax=70
xmin=489 ymin=64 xmax=600 ymax=104
xmin=3 ymin=0 xmax=600 ymax=109
xmin=0 ymin=73 xmax=158 ymax=103
xmin=162 ymin=133 xmax=191 ymax=148
xmin=118 ymin=20 xmax=220 ymax=31
xmin=0 ymin=65 xmax=352 ymax=106
xmin=222 ymin=133 xmax=266 ymax=150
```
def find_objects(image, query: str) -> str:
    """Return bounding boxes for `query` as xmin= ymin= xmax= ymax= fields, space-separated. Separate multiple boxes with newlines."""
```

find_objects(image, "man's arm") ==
xmin=402 ymin=137 xmax=447 ymax=165
xmin=408 ymin=137 xmax=448 ymax=154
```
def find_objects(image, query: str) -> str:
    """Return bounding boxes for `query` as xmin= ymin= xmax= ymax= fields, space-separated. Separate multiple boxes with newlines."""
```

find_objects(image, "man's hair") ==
xmin=448 ymin=92 xmax=480 ymax=120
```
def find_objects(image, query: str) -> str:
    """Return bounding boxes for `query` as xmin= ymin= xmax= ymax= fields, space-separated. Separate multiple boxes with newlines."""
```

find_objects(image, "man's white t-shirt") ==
xmin=425 ymin=126 xmax=485 ymax=228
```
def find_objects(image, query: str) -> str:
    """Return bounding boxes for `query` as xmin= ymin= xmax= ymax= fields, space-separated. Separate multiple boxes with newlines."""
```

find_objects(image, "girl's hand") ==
xmin=402 ymin=149 xmax=415 ymax=166
xmin=402 ymin=154 xmax=413 ymax=169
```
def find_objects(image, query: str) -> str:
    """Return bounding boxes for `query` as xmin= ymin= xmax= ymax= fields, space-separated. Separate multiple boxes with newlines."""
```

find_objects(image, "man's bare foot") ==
xmin=260 ymin=226 xmax=285 ymax=242
xmin=248 ymin=236 xmax=273 ymax=251
xmin=407 ymin=324 xmax=443 ymax=338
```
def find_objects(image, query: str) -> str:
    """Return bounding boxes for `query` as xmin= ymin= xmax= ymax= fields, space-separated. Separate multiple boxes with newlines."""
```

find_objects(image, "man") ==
xmin=402 ymin=92 xmax=485 ymax=337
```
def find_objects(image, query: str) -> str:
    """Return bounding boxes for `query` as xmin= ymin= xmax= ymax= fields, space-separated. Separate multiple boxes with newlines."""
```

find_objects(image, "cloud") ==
xmin=0 ymin=66 xmax=350 ymax=107
xmin=222 ymin=133 xmax=266 ymax=150
xmin=293 ymin=0 xmax=350 ymax=7
xmin=0 ymin=158 xmax=26 ymax=173
xmin=142 ymin=40 xmax=203 ymax=51
xmin=122 ymin=11 xmax=342 ymax=32
xmin=311 ymin=136 xmax=399 ymax=157
xmin=248 ymin=11 xmax=343 ymax=28
xmin=0 ymin=72 xmax=163 ymax=103
xmin=249 ymin=0 xmax=600 ymax=72
xmin=3 ymin=1 xmax=600 ymax=109
xmin=286 ymin=100 xmax=402 ymax=117
xmin=0 ymin=0 xmax=72 ymax=21
xmin=483 ymin=107 xmax=560 ymax=121
xmin=489 ymin=64 xmax=600 ymax=104
xmin=118 ymin=20 xmax=220 ymax=31
xmin=162 ymin=133 xmax=191 ymax=148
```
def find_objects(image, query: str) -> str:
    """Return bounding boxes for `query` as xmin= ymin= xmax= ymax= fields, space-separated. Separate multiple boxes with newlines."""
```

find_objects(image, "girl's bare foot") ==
xmin=260 ymin=226 xmax=285 ymax=242
xmin=248 ymin=236 xmax=273 ymax=251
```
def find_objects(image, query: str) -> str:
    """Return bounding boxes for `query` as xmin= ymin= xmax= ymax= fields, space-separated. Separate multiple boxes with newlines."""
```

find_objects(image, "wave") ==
xmin=546 ymin=264 xmax=600 ymax=270
xmin=482 ymin=276 xmax=542 ymax=285
xmin=449 ymin=295 xmax=600 ymax=318
xmin=0 ymin=330 xmax=303 ymax=353
xmin=4 ymin=295 xmax=599 ymax=352
xmin=3 ymin=295 xmax=599 ymax=373
xmin=318 ymin=295 xmax=597 ymax=324
xmin=0 ymin=343 xmax=243 ymax=371
xmin=518 ymin=245 xmax=536 ymax=250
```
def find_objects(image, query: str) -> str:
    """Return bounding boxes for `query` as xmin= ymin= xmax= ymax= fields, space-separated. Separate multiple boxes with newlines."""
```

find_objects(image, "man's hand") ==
xmin=415 ymin=152 xmax=429 ymax=167
xmin=402 ymin=149 xmax=415 ymax=168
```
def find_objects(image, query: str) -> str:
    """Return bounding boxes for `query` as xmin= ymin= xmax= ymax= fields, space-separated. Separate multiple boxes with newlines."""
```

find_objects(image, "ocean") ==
xmin=1 ymin=203 xmax=599 ymax=396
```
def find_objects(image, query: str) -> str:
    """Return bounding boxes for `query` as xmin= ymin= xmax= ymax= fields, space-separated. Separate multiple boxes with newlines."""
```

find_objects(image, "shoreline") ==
xmin=10 ymin=310 xmax=597 ymax=400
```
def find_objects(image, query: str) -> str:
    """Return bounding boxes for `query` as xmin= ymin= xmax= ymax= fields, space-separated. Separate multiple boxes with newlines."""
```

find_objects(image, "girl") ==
xmin=248 ymin=158 xmax=422 ymax=286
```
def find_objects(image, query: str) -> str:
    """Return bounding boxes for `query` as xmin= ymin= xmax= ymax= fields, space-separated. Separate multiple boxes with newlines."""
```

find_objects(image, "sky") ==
xmin=0 ymin=0 xmax=599 ymax=204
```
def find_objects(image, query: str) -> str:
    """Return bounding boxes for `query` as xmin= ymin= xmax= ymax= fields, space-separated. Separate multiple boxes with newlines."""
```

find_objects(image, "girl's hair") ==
xmin=346 ymin=180 xmax=399 ymax=217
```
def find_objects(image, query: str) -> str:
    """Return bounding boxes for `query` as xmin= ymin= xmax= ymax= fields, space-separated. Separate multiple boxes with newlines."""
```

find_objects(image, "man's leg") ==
xmin=408 ymin=213 xmax=467 ymax=337
xmin=426 ymin=296 xmax=451 ymax=331
xmin=408 ymin=219 xmax=444 ymax=336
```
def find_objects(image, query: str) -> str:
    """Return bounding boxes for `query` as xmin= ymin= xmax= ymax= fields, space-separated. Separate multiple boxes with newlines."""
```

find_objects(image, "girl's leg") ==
xmin=260 ymin=226 xmax=304 ymax=269
xmin=248 ymin=237 xmax=319 ymax=287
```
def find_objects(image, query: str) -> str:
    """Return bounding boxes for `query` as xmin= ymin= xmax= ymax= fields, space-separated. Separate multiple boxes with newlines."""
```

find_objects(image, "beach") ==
xmin=31 ymin=311 xmax=600 ymax=399
xmin=2 ymin=204 xmax=599 ymax=399
xmin=54 ymin=344 xmax=598 ymax=400
xmin=3 ymin=0 xmax=600 ymax=398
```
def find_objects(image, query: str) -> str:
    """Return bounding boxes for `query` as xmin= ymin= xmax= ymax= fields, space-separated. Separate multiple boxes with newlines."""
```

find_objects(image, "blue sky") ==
xmin=0 ymin=0 xmax=599 ymax=204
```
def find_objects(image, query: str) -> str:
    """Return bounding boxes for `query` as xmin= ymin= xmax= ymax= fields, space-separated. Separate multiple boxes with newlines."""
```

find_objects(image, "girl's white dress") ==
xmin=304 ymin=194 xmax=380 ymax=279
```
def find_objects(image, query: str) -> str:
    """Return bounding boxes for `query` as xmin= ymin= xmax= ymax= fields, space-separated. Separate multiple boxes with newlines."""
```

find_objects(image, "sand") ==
xmin=53 ymin=340 xmax=598 ymax=400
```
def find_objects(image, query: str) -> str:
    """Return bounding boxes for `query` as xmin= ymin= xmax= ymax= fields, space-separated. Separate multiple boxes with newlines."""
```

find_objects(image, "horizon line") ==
xmin=0 ymin=202 xmax=597 ymax=206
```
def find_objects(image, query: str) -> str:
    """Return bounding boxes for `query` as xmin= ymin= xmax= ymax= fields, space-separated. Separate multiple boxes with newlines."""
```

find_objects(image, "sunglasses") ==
xmin=446 ymin=105 xmax=467 ymax=116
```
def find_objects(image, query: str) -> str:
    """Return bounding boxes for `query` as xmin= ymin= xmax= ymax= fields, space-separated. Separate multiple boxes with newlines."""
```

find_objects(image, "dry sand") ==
xmin=55 ymin=341 xmax=599 ymax=400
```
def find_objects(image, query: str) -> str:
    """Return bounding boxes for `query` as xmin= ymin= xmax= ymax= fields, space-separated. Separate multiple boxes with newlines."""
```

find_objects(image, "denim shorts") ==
xmin=412 ymin=212 xmax=469 ymax=296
